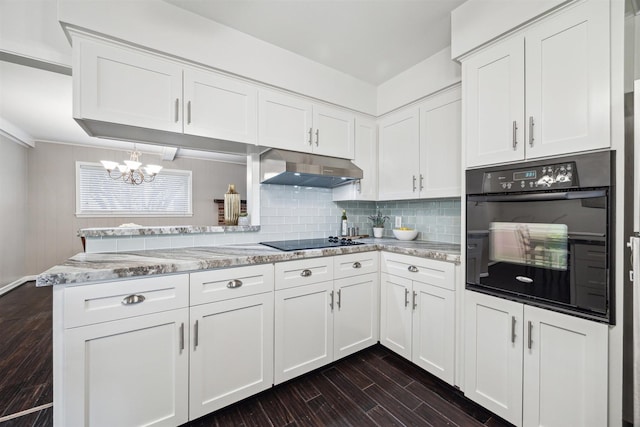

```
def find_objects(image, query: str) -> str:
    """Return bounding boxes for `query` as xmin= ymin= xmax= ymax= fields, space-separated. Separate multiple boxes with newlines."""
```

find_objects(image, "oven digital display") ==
xmin=513 ymin=170 xmax=537 ymax=180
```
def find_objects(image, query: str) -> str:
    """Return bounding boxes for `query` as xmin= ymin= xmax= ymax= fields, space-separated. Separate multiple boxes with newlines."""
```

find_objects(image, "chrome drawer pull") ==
xmin=227 ymin=279 xmax=243 ymax=289
xmin=330 ymin=290 xmax=334 ymax=311
xmin=412 ymin=291 xmax=417 ymax=310
xmin=301 ymin=269 xmax=312 ymax=277
xmin=352 ymin=262 xmax=362 ymax=269
xmin=408 ymin=265 xmax=419 ymax=273
xmin=337 ymin=289 xmax=341 ymax=309
xmin=122 ymin=294 xmax=145 ymax=305
xmin=527 ymin=321 xmax=533 ymax=349
xmin=511 ymin=316 xmax=516 ymax=344
xmin=528 ymin=116 xmax=535 ymax=147
xmin=512 ymin=120 xmax=518 ymax=149
xmin=179 ymin=323 xmax=185 ymax=351
xmin=404 ymin=288 xmax=409 ymax=307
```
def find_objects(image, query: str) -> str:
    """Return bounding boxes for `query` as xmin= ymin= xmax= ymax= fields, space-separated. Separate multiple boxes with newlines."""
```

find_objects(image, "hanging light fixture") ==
xmin=100 ymin=147 xmax=163 ymax=185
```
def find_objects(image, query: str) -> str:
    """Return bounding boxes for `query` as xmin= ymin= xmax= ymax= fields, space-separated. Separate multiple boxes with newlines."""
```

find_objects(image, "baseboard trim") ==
xmin=0 ymin=402 xmax=53 ymax=423
xmin=0 ymin=275 xmax=37 ymax=297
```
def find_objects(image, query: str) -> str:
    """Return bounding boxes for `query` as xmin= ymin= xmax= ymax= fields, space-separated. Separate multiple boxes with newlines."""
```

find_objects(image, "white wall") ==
xmin=0 ymin=135 xmax=28 ymax=286
xmin=376 ymin=46 xmax=461 ymax=115
xmin=25 ymin=141 xmax=246 ymax=275
xmin=57 ymin=0 xmax=377 ymax=115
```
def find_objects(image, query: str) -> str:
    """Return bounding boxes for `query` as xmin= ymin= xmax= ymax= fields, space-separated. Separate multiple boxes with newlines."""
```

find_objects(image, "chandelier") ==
xmin=100 ymin=148 xmax=163 ymax=185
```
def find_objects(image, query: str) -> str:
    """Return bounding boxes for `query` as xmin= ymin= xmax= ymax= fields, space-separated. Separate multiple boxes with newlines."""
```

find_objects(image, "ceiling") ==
xmin=164 ymin=0 xmax=464 ymax=85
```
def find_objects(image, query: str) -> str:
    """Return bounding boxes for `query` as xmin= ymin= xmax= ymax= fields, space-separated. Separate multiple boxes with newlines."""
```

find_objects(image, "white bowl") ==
xmin=392 ymin=229 xmax=418 ymax=241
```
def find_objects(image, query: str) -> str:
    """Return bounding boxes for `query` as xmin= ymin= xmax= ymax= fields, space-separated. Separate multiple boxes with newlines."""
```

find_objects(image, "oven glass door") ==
xmin=466 ymin=189 xmax=609 ymax=317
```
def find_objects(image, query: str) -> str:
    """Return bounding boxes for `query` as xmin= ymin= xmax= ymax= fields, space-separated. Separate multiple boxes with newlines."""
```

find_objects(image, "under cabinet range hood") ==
xmin=260 ymin=149 xmax=363 ymax=188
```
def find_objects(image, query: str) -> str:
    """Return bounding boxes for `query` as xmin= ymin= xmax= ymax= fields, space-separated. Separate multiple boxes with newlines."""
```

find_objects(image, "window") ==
xmin=76 ymin=162 xmax=192 ymax=217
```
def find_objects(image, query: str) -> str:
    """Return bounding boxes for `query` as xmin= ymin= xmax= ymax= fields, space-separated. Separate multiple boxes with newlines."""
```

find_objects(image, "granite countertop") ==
xmin=78 ymin=225 xmax=259 ymax=237
xmin=36 ymin=238 xmax=460 ymax=287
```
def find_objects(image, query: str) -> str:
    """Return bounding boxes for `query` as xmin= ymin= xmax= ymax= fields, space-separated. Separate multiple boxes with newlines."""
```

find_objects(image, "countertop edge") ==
xmin=36 ymin=240 xmax=461 ymax=287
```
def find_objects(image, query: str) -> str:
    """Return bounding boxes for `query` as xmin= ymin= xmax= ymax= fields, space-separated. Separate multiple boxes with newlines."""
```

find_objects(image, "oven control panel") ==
xmin=482 ymin=161 xmax=578 ymax=193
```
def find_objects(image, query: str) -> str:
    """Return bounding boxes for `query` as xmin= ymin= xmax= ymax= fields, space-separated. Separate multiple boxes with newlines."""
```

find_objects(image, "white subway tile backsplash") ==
xmin=85 ymin=237 xmax=117 ymax=254
xmin=116 ymin=237 xmax=145 ymax=252
xmin=144 ymin=236 xmax=172 ymax=250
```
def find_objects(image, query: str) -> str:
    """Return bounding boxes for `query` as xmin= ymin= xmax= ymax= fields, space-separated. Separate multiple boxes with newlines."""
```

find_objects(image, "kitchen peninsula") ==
xmin=38 ymin=238 xmax=461 ymax=427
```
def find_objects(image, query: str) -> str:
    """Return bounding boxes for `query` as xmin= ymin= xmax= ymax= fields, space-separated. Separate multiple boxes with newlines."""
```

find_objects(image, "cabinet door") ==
xmin=464 ymin=291 xmax=523 ymax=426
xmin=312 ymin=104 xmax=355 ymax=159
xmin=419 ymin=96 xmax=462 ymax=198
xmin=522 ymin=305 xmax=608 ymax=427
xmin=411 ymin=281 xmax=455 ymax=385
xmin=74 ymin=36 xmax=183 ymax=133
xmin=379 ymin=273 xmax=412 ymax=359
xmin=274 ymin=281 xmax=334 ymax=384
xmin=378 ymin=108 xmax=420 ymax=200
xmin=63 ymin=309 xmax=189 ymax=427
xmin=333 ymin=117 xmax=377 ymax=201
xmin=524 ymin=0 xmax=610 ymax=159
xmin=334 ymin=273 xmax=379 ymax=360
xmin=258 ymin=90 xmax=313 ymax=152
xmin=189 ymin=293 xmax=274 ymax=419
xmin=183 ymin=68 xmax=258 ymax=144
xmin=464 ymin=36 xmax=525 ymax=167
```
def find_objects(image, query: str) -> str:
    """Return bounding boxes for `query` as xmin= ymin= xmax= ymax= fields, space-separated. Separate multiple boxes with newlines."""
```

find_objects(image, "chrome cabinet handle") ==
xmin=174 ymin=98 xmax=179 ymax=123
xmin=511 ymin=316 xmax=516 ymax=343
xmin=412 ymin=291 xmax=417 ymax=310
xmin=330 ymin=290 xmax=334 ymax=311
xmin=512 ymin=121 xmax=518 ymax=150
xmin=419 ymin=174 xmax=424 ymax=191
xmin=180 ymin=323 xmax=185 ymax=351
xmin=300 ymin=269 xmax=312 ymax=277
xmin=412 ymin=175 xmax=417 ymax=192
xmin=194 ymin=320 xmax=199 ymax=350
xmin=315 ymin=129 xmax=320 ymax=146
xmin=404 ymin=288 xmax=409 ymax=307
xmin=352 ymin=262 xmax=362 ymax=269
xmin=122 ymin=294 xmax=145 ymax=305
xmin=528 ymin=116 xmax=534 ymax=147
xmin=337 ymin=289 xmax=341 ymax=309
xmin=308 ymin=127 xmax=313 ymax=145
xmin=527 ymin=321 xmax=533 ymax=349
xmin=408 ymin=265 xmax=419 ymax=273
xmin=227 ymin=279 xmax=243 ymax=289
xmin=187 ymin=100 xmax=192 ymax=124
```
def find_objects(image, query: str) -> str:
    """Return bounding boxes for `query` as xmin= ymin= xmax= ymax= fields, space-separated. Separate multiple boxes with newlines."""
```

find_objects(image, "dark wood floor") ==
xmin=0 ymin=281 xmax=513 ymax=427
xmin=0 ymin=281 xmax=53 ymax=427
xmin=185 ymin=345 xmax=513 ymax=427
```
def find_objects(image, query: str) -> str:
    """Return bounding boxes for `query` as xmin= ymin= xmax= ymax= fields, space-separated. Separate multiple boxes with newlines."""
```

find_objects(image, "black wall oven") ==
xmin=466 ymin=151 xmax=614 ymax=323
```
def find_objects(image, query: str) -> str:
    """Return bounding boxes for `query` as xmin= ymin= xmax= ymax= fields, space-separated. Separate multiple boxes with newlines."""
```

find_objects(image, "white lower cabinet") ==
xmin=63 ymin=308 xmax=190 ymax=427
xmin=274 ymin=253 xmax=379 ymax=384
xmin=464 ymin=290 xmax=608 ymax=427
xmin=189 ymin=293 xmax=273 ymax=419
xmin=379 ymin=253 xmax=456 ymax=385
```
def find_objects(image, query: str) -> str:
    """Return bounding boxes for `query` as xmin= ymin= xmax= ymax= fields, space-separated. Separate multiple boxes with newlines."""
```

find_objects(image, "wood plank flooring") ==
xmin=186 ymin=345 xmax=514 ymax=427
xmin=0 ymin=281 xmax=52 ymax=426
xmin=0 ymin=281 xmax=513 ymax=427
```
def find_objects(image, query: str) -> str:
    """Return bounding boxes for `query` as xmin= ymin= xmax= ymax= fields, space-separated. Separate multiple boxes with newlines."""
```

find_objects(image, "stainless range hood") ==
xmin=260 ymin=149 xmax=363 ymax=188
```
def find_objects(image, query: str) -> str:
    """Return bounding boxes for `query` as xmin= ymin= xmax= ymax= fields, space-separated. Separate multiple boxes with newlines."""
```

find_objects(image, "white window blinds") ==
xmin=76 ymin=162 xmax=192 ymax=217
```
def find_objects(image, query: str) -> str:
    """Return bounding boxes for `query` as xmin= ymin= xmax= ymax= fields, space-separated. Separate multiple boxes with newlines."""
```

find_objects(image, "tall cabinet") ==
xmin=464 ymin=0 xmax=610 ymax=167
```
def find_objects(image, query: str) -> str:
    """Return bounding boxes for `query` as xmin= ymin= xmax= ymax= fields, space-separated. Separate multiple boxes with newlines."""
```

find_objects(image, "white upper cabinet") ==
xmin=259 ymin=89 xmax=355 ymax=159
xmin=378 ymin=86 xmax=461 ymax=200
xmin=183 ymin=68 xmax=258 ymax=144
xmin=73 ymin=33 xmax=258 ymax=148
xmin=463 ymin=36 xmax=525 ymax=167
xmin=378 ymin=107 xmax=421 ymax=200
xmin=74 ymin=35 xmax=184 ymax=133
xmin=524 ymin=0 xmax=609 ymax=160
xmin=419 ymin=95 xmax=462 ymax=199
xmin=464 ymin=0 xmax=610 ymax=168
xmin=333 ymin=116 xmax=378 ymax=201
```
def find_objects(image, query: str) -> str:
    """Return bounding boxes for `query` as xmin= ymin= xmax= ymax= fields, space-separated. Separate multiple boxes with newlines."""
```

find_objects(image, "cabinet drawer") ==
xmin=64 ymin=274 xmax=189 ymax=328
xmin=274 ymin=257 xmax=333 ymax=290
xmin=381 ymin=252 xmax=455 ymax=291
xmin=334 ymin=252 xmax=379 ymax=279
xmin=190 ymin=264 xmax=274 ymax=305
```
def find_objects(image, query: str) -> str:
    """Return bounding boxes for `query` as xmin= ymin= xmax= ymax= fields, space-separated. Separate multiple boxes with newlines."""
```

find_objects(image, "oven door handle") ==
xmin=467 ymin=189 xmax=607 ymax=203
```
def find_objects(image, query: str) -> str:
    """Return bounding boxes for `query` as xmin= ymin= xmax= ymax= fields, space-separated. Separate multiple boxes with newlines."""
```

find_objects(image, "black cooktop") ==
xmin=260 ymin=237 xmax=364 ymax=251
